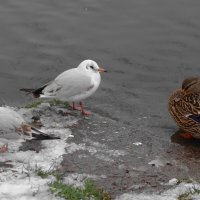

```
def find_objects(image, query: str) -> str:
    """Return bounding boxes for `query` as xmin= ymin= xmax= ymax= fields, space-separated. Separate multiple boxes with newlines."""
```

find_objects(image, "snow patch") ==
xmin=133 ymin=142 xmax=142 ymax=146
xmin=116 ymin=182 xmax=200 ymax=200
xmin=63 ymin=173 xmax=98 ymax=188
xmin=66 ymin=138 xmax=126 ymax=163
xmin=148 ymin=158 xmax=165 ymax=167
xmin=0 ymin=106 xmax=75 ymax=200
xmin=168 ymin=178 xmax=179 ymax=186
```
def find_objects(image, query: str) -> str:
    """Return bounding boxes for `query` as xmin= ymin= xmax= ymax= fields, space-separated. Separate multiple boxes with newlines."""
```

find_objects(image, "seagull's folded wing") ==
xmin=42 ymin=68 xmax=93 ymax=98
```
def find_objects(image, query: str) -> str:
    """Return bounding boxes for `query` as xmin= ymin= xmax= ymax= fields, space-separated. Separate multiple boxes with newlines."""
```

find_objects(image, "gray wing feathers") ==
xmin=0 ymin=107 xmax=25 ymax=138
xmin=42 ymin=68 xmax=93 ymax=98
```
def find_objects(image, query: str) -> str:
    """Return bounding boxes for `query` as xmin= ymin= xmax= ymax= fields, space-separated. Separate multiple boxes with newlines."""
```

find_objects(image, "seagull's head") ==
xmin=78 ymin=60 xmax=107 ymax=74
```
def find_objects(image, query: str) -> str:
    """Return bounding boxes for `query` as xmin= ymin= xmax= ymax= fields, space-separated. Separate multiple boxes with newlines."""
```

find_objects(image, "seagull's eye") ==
xmin=90 ymin=66 xmax=94 ymax=69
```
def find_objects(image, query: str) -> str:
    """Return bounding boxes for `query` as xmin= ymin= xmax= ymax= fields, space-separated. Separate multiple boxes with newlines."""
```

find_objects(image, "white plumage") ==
xmin=0 ymin=107 xmax=59 ymax=152
xmin=21 ymin=59 xmax=107 ymax=115
xmin=0 ymin=107 xmax=25 ymax=139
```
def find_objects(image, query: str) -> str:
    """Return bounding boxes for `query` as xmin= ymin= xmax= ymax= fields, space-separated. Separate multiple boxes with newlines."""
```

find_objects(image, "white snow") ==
xmin=0 ymin=174 xmax=61 ymax=200
xmin=1 ymin=106 xmax=200 ymax=200
xmin=63 ymin=173 xmax=98 ymax=188
xmin=0 ymin=105 xmax=116 ymax=200
xmin=116 ymin=182 xmax=200 ymax=200
xmin=148 ymin=158 xmax=165 ymax=167
xmin=133 ymin=142 xmax=142 ymax=146
xmin=168 ymin=178 xmax=179 ymax=186
xmin=0 ymin=106 xmax=74 ymax=200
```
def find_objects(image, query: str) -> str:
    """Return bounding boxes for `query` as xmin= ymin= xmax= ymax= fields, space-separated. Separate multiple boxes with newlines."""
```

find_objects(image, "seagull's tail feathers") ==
xmin=31 ymin=127 xmax=60 ymax=140
xmin=20 ymin=88 xmax=35 ymax=93
xmin=20 ymin=84 xmax=48 ymax=98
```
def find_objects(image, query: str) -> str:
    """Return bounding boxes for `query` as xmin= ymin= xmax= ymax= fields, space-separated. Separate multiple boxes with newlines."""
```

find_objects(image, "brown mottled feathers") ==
xmin=168 ymin=77 xmax=200 ymax=138
xmin=182 ymin=77 xmax=198 ymax=90
xmin=182 ymin=77 xmax=200 ymax=93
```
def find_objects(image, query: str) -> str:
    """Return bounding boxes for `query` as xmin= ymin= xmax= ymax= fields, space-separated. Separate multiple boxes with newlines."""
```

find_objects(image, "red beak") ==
xmin=98 ymin=67 xmax=107 ymax=73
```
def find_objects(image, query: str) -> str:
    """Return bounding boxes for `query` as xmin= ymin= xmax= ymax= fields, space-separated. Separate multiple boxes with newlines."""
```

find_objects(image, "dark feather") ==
xmin=31 ymin=127 xmax=60 ymax=140
xmin=20 ymin=88 xmax=35 ymax=94
xmin=20 ymin=84 xmax=48 ymax=98
xmin=188 ymin=115 xmax=200 ymax=124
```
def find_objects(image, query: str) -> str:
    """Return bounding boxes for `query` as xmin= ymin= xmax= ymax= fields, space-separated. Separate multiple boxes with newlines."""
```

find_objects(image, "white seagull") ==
xmin=20 ymin=59 xmax=107 ymax=115
xmin=0 ymin=107 xmax=60 ymax=153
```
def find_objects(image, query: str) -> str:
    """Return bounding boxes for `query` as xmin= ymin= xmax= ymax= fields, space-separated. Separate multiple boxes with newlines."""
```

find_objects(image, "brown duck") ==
xmin=168 ymin=77 xmax=200 ymax=139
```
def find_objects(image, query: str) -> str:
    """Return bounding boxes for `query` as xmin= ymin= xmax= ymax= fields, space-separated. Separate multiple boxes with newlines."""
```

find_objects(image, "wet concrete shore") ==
xmin=1 ymin=100 xmax=200 ymax=199
xmin=60 ymin=108 xmax=200 ymax=197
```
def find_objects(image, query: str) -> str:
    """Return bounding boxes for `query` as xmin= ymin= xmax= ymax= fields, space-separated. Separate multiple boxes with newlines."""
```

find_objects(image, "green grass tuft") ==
xmin=23 ymin=99 xmax=70 ymax=109
xmin=178 ymin=186 xmax=200 ymax=200
xmin=177 ymin=179 xmax=194 ymax=185
xmin=24 ymin=101 xmax=43 ymax=108
xmin=48 ymin=99 xmax=70 ymax=108
xmin=49 ymin=179 xmax=112 ymax=200
xmin=35 ymin=167 xmax=111 ymax=200
xmin=35 ymin=167 xmax=61 ymax=180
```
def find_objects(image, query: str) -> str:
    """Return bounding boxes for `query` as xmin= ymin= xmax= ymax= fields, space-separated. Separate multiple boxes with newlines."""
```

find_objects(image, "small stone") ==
xmin=112 ymin=182 xmax=117 ymax=186
xmin=168 ymin=178 xmax=178 ymax=185
xmin=39 ymin=103 xmax=51 ymax=108
xmin=100 ymin=175 xmax=107 ymax=179
xmin=148 ymin=159 xmax=164 ymax=167
xmin=166 ymin=162 xmax=173 ymax=166
xmin=133 ymin=142 xmax=142 ymax=146
xmin=167 ymin=150 xmax=172 ymax=153
xmin=68 ymin=135 xmax=74 ymax=138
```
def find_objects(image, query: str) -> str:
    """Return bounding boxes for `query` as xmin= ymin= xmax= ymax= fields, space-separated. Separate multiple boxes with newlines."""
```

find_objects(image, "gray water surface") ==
xmin=1 ymin=0 xmax=200 ymax=118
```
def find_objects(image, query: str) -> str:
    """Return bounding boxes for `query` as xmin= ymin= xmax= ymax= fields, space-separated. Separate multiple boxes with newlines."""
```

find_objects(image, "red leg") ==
xmin=179 ymin=133 xmax=193 ymax=139
xmin=80 ymin=102 xmax=91 ymax=115
xmin=72 ymin=102 xmax=81 ymax=111
xmin=0 ymin=144 xmax=8 ymax=153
